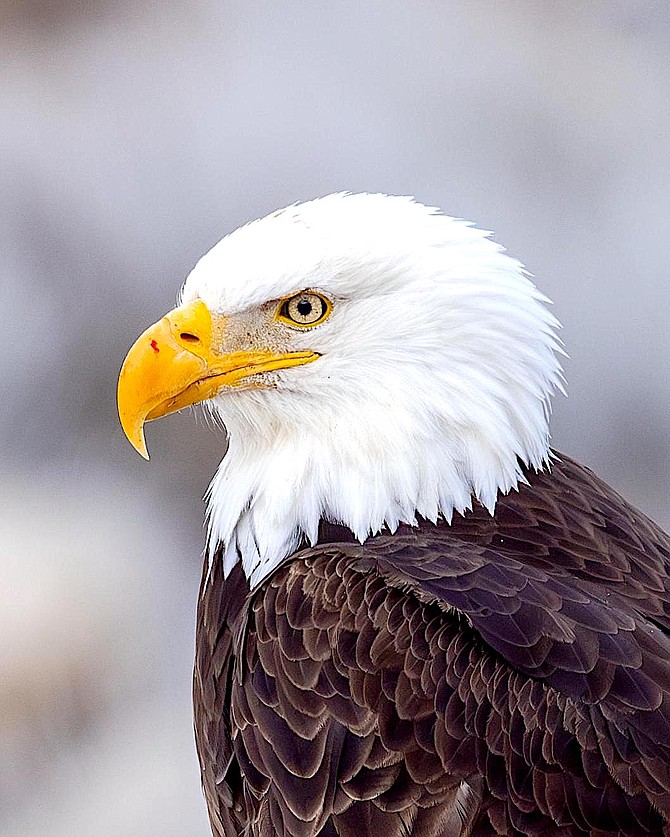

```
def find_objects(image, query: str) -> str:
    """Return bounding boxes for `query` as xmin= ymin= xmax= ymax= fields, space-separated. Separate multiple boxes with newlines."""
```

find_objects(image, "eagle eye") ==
xmin=276 ymin=291 xmax=332 ymax=328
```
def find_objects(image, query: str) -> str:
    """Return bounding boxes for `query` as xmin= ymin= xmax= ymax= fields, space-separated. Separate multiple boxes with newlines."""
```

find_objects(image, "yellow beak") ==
xmin=117 ymin=299 xmax=318 ymax=459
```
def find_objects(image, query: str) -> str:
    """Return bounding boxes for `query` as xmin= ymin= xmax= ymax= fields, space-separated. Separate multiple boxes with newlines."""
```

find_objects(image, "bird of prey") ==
xmin=118 ymin=193 xmax=670 ymax=836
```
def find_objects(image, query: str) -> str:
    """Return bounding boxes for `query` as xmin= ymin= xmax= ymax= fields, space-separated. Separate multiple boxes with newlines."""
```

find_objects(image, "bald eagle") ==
xmin=118 ymin=194 xmax=670 ymax=836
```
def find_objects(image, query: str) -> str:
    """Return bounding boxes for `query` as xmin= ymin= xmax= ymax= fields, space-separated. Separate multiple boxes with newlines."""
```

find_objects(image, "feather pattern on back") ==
xmin=194 ymin=454 xmax=670 ymax=836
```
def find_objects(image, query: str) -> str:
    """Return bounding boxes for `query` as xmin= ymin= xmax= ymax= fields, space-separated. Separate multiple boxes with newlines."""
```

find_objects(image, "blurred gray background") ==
xmin=1 ymin=1 xmax=669 ymax=834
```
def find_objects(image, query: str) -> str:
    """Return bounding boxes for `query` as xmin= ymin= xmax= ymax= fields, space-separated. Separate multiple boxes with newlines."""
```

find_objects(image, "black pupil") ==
xmin=297 ymin=299 xmax=313 ymax=317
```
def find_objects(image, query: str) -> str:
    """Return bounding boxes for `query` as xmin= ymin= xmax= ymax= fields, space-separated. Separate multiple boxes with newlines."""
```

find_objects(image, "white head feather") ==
xmin=180 ymin=193 xmax=564 ymax=587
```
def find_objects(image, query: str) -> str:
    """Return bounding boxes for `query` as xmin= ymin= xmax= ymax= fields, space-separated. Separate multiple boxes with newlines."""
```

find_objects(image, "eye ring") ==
xmin=276 ymin=291 xmax=332 ymax=328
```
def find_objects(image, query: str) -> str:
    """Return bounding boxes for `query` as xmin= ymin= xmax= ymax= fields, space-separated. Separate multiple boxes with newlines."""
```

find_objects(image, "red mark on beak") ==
xmin=150 ymin=339 xmax=159 ymax=352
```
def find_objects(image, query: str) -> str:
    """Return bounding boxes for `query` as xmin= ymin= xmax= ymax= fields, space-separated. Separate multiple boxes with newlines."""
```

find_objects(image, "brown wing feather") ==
xmin=194 ymin=453 xmax=670 ymax=836
xmin=193 ymin=560 xmax=249 ymax=836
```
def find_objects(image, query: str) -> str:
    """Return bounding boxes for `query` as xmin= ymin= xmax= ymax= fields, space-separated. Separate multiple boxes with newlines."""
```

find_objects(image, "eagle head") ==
xmin=118 ymin=193 xmax=563 ymax=584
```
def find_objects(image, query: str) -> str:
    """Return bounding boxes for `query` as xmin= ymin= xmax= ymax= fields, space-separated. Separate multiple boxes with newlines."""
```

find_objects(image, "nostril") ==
xmin=180 ymin=332 xmax=200 ymax=343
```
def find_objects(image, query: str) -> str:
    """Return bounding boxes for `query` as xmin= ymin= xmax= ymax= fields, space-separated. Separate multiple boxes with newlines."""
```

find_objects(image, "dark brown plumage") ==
xmin=193 ymin=453 xmax=670 ymax=836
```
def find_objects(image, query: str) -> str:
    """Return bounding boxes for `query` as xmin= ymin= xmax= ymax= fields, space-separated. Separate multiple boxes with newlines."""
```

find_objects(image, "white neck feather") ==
xmin=207 ymin=410 xmax=530 ymax=588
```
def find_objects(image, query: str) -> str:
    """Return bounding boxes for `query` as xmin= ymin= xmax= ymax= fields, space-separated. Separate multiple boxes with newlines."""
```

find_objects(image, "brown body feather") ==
xmin=193 ymin=454 xmax=670 ymax=836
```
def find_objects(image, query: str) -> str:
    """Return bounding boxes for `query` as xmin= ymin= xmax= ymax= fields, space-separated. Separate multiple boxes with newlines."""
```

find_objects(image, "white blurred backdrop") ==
xmin=1 ymin=1 xmax=669 ymax=834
